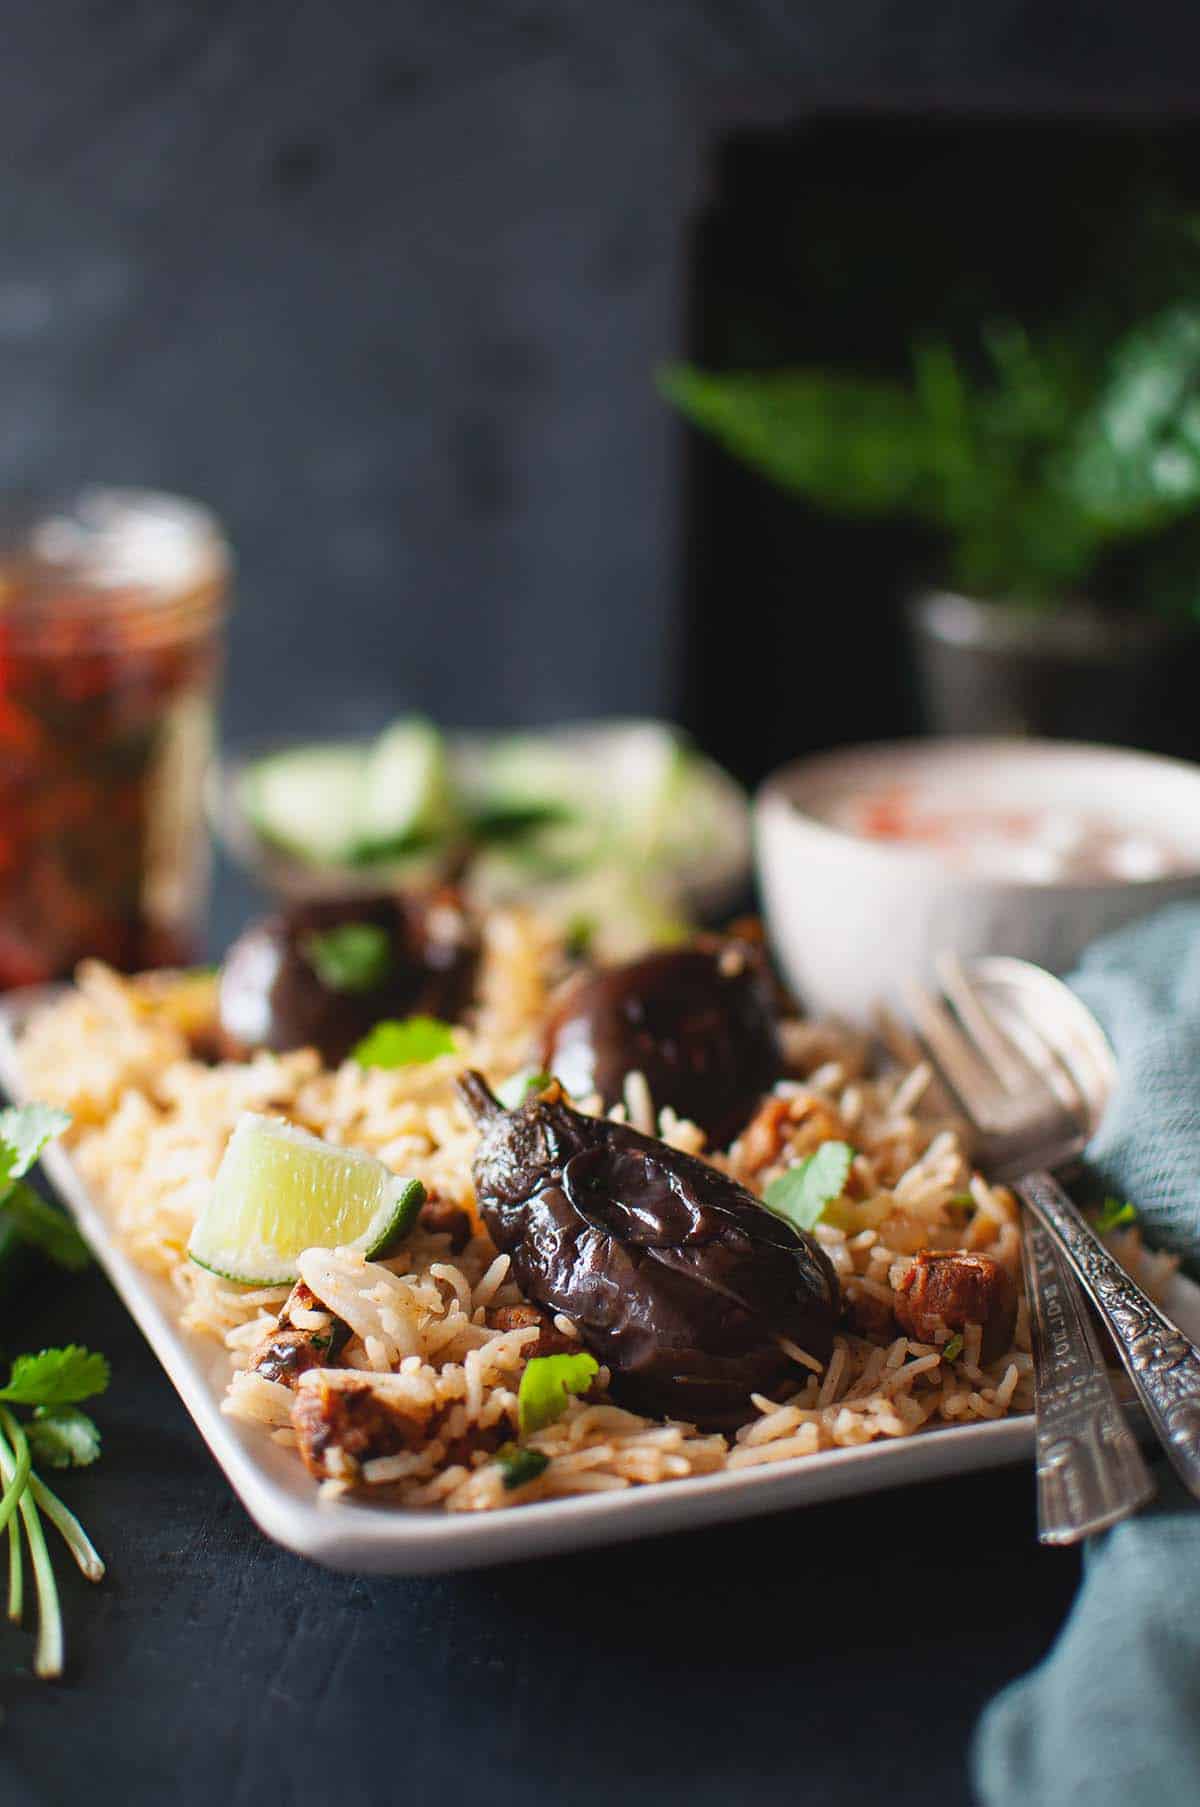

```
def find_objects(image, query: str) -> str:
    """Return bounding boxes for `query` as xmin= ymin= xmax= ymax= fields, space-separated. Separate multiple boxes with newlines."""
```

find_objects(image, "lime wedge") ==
xmin=604 ymin=723 xmax=688 ymax=859
xmin=187 ymin=1113 xmax=425 ymax=1285
xmin=240 ymin=744 xmax=365 ymax=865
xmin=457 ymin=733 xmax=605 ymax=873
xmin=356 ymin=718 xmax=457 ymax=858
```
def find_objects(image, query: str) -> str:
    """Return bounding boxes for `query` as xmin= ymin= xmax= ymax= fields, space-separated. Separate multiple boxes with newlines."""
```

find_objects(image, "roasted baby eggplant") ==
xmin=218 ymin=893 xmax=477 ymax=1066
xmin=459 ymin=1072 xmax=839 ymax=1428
xmin=540 ymin=939 xmax=782 ymax=1147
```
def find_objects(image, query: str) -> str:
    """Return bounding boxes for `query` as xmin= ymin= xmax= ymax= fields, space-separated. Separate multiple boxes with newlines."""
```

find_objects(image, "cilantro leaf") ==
xmin=493 ymin=1443 xmax=550 ymax=1491
xmin=0 ymin=1104 xmax=72 ymax=1186
xmin=762 ymin=1141 xmax=856 ymax=1234
xmin=564 ymin=915 xmax=595 ymax=960
xmin=352 ymin=1016 xmax=457 ymax=1068
xmin=469 ymin=801 xmax=575 ymax=843
xmin=0 ymin=1346 xmax=110 ymax=1407
xmin=302 ymin=923 xmax=394 ymax=993
xmin=496 ymin=1069 xmax=554 ymax=1110
xmin=518 ymin=1352 xmax=600 ymax=1437
xmin=1 ymin=1183 xmax=90 ymax=1272
xmin=26 ymin=1406 xmax=101 ymax=1469
xmin=347 ymin=827 xmax=440 ymax=866
xmin=942 ymin=1333 xmax=964 ymax=1363
xmin=1095 ymin=1197 xmax=1137 ymax=1234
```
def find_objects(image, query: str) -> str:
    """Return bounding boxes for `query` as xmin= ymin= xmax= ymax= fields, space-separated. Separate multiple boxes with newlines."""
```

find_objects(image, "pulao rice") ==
xmin=18 ymin=911 xmax=1051 ymax=1513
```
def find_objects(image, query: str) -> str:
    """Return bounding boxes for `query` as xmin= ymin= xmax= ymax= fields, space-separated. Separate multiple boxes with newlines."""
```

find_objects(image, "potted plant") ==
xmin=661 ymin=305 xmax=1200 ymax=755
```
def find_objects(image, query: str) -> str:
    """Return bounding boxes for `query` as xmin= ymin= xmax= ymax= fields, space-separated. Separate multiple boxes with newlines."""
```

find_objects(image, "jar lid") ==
xmin=0 ymin=488 xmax=230 ymax=638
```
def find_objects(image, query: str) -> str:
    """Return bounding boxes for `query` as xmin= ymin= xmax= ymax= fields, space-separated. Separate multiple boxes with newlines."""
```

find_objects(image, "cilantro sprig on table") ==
xmin=0 ymin=1344 xmax=108 ymax=1678
xmin=0 ymin=1103 xmax=90 ymax=1273
xmin=0 ymin=1104 xmax=71 ymax=1180
xmin=0 ymin=1103 xmax=109 ymax=1678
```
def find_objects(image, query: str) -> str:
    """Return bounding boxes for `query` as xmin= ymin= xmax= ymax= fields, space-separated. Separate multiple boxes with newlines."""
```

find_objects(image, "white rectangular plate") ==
xmin=2 ymin=988 xmax=1194 ymax=1574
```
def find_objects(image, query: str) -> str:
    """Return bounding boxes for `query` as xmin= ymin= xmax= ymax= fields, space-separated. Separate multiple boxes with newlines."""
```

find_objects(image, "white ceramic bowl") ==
xmin=755 ymin=738 xmax=1200 ymax=1023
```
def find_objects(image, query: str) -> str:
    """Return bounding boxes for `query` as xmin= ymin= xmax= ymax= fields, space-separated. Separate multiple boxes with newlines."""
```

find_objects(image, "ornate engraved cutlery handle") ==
xmin=1019 ymin=1170 xmax=1200 ymax=1502
xmin=1020 ymin=1205 xmax=1154 ymax=1542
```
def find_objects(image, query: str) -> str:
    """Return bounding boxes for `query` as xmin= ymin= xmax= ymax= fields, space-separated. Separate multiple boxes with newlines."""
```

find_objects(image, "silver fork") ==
xmin=906 ymin=954 xmax=1156 ymax=1544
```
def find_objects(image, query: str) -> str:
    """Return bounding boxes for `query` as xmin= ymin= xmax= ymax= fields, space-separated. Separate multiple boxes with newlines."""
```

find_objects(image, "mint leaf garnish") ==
xmin=302 ymin=923 xmax=393 ymax=993
xmin=517 ymin=1352 xmax=599 ymax=1438
xmin=352 ymin=1016 xmax=457 ymax=1068
xmin=494 ymin=1444 xmax=550 ymax=1490
xmin=762 ymin=1141 xmax=855 ymax=1234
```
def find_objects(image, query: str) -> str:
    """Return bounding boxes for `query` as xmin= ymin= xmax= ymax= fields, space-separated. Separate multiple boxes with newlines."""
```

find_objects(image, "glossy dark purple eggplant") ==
xmin=459 ymin=1072 xmax=838 ymax=1429
xmin=218 ymin=893 xmax=477 ymax=1066
xmin=540 ymin=943 xmax=782 ymax=1148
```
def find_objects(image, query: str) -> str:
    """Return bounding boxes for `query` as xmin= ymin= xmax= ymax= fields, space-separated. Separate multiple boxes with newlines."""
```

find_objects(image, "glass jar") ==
xmin=0 ymin=489 xmax=230 ymax=985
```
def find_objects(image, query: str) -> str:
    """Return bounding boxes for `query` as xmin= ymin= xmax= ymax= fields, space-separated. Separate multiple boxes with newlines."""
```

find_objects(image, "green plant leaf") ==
xmin=351 ymin=1016 xmax=457 ymax=1068
xmin=660 ymin=315 xmax=1161 ymax=605
xmin=762 ymin=1141 xmax=855 ymax=1234
xmin=1064 ymin=305 xmax=1200 ymax=534
xmin=517 ymin=1352 xmax=599 ymax=1438
xmin=912 ymin=337 xmax=975 ymax=512
xmin=659 ymin=364 xmax=934 ymax=516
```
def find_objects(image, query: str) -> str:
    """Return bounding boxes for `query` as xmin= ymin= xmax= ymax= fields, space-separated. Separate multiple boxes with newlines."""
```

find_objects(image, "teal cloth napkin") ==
xmin=973 ymin=901 xmax=1200 ymax=1807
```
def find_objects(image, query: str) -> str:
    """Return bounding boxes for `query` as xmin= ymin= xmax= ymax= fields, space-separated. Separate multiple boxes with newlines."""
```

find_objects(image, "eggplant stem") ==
xmin=456 ymin=1070 xmax=503 ymax=1124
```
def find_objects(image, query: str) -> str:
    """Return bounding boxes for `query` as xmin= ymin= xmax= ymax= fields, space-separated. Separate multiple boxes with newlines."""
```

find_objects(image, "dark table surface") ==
xmin=0 ymin=1255 xmax=1082 ymax=1807
xmin=0 ymin=862 xmax=1083 ymax=1805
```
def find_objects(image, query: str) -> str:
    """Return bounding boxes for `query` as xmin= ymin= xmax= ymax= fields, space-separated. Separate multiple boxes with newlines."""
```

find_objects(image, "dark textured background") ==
xmin=5 ymin=4 xmax=1200 ymax=1801
xmin=6 ymin=0 xmax=1200 ymax=760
